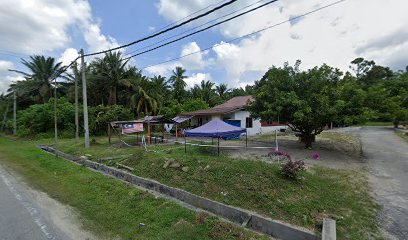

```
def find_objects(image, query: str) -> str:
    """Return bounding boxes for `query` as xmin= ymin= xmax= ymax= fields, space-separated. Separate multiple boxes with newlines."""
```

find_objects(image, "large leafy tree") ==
xmin=10 ymin=55 xmax=66 ymax=103
xmin=169 ymin=66 xmax=187 ymax=103
xmin=249 ymin=61 xmax=343 ymax=148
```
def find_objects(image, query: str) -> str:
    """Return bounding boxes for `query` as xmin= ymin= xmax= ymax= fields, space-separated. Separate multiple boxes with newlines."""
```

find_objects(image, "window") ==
xmin=197 ymin=117 xmax=203 ymax=126
xmin=245 ymin=117 xmax=253 ymax=128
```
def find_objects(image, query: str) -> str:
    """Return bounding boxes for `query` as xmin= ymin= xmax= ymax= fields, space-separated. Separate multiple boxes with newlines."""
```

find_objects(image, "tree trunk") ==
xmin=301 ymin=133 xmax=315 ymax=149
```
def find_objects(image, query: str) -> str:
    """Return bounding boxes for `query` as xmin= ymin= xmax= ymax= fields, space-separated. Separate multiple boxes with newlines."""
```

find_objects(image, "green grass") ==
xmin=353 ymin=121 xmax=393 ymax=127
xmin=0 ymin=137 xmax=268 ymax=240
xmin=395 ymin=131 xmax=408 ymax=143
xmin=49 ymin=136 xmax=383 ymax=239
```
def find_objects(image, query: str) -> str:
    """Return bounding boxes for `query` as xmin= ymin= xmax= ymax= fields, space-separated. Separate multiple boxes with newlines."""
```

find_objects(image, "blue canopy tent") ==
xmin=184 ymin=119 xmax=247 ymax=155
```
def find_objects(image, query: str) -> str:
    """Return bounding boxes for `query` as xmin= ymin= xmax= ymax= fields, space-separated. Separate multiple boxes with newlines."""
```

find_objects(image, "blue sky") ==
xmin=1 ymin=0 xmax=408 ymax=93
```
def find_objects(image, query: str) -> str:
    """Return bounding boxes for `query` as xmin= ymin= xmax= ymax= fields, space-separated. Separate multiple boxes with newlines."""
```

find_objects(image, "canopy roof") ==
xmin=180 ymin=96 xmax=254 ymax=116
xmin=172 ymin=116 xmax=192 ymax=123
xmin=185 ymin=119 xmax=246 ymax=137
xmin=135 ymin=115 xmax=175 ymax=124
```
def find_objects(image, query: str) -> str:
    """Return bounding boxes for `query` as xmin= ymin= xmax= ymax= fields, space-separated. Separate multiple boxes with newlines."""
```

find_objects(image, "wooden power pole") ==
xmin=80 ymin=49 xmax=90 ymax=148
xmin=74 ymin=61 xmax=79 ymax=143
xmin=13 ymin=91 xmax=16 ymax=135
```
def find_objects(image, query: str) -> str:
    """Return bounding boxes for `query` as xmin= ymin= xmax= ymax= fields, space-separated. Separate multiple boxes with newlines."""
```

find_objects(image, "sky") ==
xmin=0 ymin=0 xmax=407 ymax=94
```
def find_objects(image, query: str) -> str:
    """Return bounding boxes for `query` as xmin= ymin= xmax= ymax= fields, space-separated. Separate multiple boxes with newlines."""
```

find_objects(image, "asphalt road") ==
xmin=0 ymin=166 xmax=70 ymax=240
xmin=359 ymin=127 xmax=408 ymax=240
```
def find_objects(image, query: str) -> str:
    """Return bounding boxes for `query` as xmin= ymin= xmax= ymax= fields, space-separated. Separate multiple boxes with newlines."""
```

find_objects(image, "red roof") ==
xmin=180 ymin=96 xmax=254 ymax=116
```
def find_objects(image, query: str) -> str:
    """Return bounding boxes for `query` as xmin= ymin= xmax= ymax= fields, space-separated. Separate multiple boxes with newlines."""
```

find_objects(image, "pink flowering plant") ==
xmin=268 ymin=150 xmax=291 ymax=161
xmin=280 ymin=159 xmax=306 ymax=179
xmin=312 ymin=152 xmax=320 ymax=160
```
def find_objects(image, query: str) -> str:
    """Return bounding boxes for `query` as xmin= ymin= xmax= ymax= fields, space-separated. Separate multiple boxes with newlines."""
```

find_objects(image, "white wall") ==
xmin=187 ymin=111 xmax=288 ymax=136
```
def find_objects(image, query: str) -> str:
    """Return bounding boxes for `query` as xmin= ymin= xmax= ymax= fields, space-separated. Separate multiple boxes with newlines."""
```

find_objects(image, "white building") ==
xmin=179 ymin=96 xmax=287 ymax=136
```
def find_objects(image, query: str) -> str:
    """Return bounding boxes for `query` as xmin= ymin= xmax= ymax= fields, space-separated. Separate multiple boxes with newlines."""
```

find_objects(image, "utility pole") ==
xmin=54 ymin=77 xmax=58 ymax=155
xmin=80 ymin=49 xmax=90 ymax=148
xmin=74 ymin=61 xmax=79 ymax=143
xmin=13 ymin=91 xmax=16 ymax=135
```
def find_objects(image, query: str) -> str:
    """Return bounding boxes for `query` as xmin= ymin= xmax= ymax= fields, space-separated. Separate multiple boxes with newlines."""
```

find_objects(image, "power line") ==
xmin=140 ymin=0 xmax=346 ymax=70
xmin=123 ymin=0 xmax=279 ymax=61
xmin=125 ymin=0 xmax=267 ymax=57
xmin=83 ymin=0 xmax=239 ymax=57
xmin=154 ymin=0 xmax=230 ymax=32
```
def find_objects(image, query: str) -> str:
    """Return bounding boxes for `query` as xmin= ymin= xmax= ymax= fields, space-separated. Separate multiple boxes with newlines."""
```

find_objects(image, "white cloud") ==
xmin=0 ymin=61 xmax=14 ymax=71
xmin=180 ymin=42 xmax=207 ymax=70
xmin=144 ymin=62 xmax=181 ymax=77
xmin=0 ymin=0 xmax=119 ymax=92
xmin=0 ymin=75 xmax=23 ymax=94
xmin=0 ymin=0 xmax=118 ymax=56
xmin=157 ymin=0 xmax=408 ymax=85
xmin=58 ymin=48 xmax=80 ymax=66
xmin=185 ymin=73 xmax=212 ymax=89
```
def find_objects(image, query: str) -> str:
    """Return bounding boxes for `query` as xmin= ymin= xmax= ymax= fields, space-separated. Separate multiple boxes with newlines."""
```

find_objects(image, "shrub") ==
xmin=90 ymin=104 xmax=134 ymax=135
xmin=280 ymin=159 xmax=305 ymax=179
xmin=268 ymin=150 xmax=291 ymax=161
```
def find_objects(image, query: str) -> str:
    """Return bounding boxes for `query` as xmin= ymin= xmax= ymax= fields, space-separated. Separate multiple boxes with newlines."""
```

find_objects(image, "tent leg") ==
xmin=217 ymin=137 xmax=220 ymax=156
xmin=184 ymin=133 xmax=187 ymax=153
xmin=148 ymin=123 xmax=151 ymax=145
xmin=245 ymin=129 xmax=248 ymax=149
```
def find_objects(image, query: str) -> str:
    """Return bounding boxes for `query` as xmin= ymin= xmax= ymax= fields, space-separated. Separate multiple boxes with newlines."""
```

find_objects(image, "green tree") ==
xmin=10 ymin=55 xmax=66 ymax=103
xmin=215 ymin=83 xmax=230 ymax=100
xmin=169 ymin=66 xmax=187 ymax=103
xmin=249 ymin=61 xmax=343 ymax=148
xmin=90 ymin=52 xmax=131 ymax=105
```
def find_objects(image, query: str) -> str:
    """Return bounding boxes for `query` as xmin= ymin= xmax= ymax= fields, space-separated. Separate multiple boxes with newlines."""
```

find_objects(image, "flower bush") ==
xmin=280 ymin=159 xmax=305 ymax=179
xmin=268 ymin=150 xmax=291 ymax=161
xmin=312 ymin=152 xmax=320 ymax=160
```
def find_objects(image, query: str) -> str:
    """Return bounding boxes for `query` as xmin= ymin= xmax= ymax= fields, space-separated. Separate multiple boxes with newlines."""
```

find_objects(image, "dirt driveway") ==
xmin=357 ymin=127 xmax=408 ymax=240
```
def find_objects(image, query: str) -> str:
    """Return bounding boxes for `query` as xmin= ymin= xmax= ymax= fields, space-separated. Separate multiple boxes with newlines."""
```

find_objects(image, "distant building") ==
xmin=179 ymin=96 xmax=287 ymax=136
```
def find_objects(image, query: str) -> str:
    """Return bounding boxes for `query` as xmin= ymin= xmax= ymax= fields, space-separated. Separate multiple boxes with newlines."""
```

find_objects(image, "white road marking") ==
xmin=0 ymin=169 xmax=56 ymax=240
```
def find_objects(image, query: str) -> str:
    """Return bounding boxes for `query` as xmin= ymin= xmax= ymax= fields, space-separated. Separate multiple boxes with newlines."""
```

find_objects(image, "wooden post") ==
xmin=80 ymin=49 xmax=90 ymax=148
xmin=13 ymin=91 xmax=16 ymax=135
xmin=217 ymin=137 xmax=220 ymax=156
xmin=108 ymin=122 xmax=111 ymax=145
xmin=175 ymin=124 xmax=178 ymax=142
xmin=147 ymin=123 xmax=151 ymax=145
xmin=184 ymin=131 xmax=187 ymax=153
xmin=74 ymin=61 xmax=79 ymax=144
xmin=53 ymin=78 xmax=58 ymax=157
xmin=119 ymin=124 xmax=122 ymax=148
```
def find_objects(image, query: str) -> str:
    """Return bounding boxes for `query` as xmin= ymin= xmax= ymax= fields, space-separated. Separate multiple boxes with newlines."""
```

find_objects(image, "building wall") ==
xmin=186 ymin=111 xmax=288 ymax=136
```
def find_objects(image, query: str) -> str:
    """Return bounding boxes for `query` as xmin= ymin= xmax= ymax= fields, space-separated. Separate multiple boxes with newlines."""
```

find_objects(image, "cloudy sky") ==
xmin=0 ymin=0 xmax=407 ymax=93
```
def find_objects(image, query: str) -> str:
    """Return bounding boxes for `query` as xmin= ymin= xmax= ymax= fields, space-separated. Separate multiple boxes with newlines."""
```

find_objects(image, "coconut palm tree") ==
xmin=9 ymin=55 xmax=65 ymax=103
xmin=169 ymin=66 xmax=187 ymax=103
xmin=91 ymin=51 xmax=130 ymax=105
xmin=128 ymin=77 xmax=158 ymax=115
xmin=216 ymin=83 xmax=231 ymax=100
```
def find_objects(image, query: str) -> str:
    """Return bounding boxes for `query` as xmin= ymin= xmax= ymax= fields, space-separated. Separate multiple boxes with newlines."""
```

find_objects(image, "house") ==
xmin=179 ymin=96 xmax=287 ymax=136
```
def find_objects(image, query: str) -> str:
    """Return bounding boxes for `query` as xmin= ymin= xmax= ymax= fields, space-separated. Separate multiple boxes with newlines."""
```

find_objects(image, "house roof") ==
xmin=179 ymin=96 xmax=254 ymax=116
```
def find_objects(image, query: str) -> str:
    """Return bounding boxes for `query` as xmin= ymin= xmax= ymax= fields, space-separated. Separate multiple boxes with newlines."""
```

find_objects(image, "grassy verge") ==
xmin=353 ymin=121 xmax=393 ymax=127
xmin=50 ymin=136 xmax=382 ymax=239
xmin=395 ymin=131 xmax=408 ymax=143
xmin=0 ymin=137 xmax=267 ymax=240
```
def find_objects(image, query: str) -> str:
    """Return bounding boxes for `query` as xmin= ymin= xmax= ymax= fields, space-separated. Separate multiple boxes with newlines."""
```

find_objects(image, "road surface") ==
xmin=0 ymin=165 xmax=71 ymax=240
xmin=359 ymin=127 xmax=408 ymax=240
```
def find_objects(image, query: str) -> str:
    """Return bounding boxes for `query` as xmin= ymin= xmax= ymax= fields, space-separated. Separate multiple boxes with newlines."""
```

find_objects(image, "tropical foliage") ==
xmin=1 ymin=53 xmax=407 ymax=139
xmin=249 ymin=59 xmax=408 ymax=147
